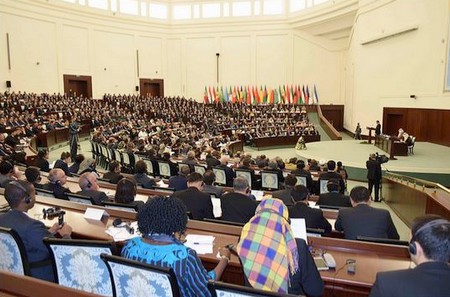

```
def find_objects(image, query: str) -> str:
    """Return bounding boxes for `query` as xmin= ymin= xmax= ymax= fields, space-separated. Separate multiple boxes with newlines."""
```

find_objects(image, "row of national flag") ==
xmin=203 ymin=85 xmax=319 ymax=105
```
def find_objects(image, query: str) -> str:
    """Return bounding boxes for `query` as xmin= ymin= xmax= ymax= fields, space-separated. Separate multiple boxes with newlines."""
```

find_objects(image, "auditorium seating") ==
xmin=44 ymin=238 xmax=115 ymax=296
xmin=0 ymin=227 xmax=31 ymax=276
xmin=101 ymin=253 xmax=180 ymax=297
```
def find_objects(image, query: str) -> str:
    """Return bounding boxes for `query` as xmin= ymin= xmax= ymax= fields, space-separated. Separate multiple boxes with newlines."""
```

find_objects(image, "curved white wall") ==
xmin=1 ymin=0 xmax=449 ymax=133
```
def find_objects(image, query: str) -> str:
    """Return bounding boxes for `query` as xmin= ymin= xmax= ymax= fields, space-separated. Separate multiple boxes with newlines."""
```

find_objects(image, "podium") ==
xmin=366 ymin=127 xmax=376 ymax=144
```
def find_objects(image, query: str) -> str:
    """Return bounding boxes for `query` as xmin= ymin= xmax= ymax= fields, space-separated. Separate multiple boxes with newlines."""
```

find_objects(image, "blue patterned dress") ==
xmin=121 ymin=237 xmax=215 ymax=297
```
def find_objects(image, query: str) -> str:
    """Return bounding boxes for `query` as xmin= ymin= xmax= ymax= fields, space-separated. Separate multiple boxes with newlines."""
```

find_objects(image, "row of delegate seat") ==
xmin=0 ymin=227 xmax=300 ymax=297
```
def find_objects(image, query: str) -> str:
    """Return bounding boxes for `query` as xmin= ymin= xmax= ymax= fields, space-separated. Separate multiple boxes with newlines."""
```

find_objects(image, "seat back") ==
xmin=35 ymin=188 xmax=56 ymax=198
xmin=102 ymin=201 xmax=138 ymax=213
xmin=158 ymin=161 xmax=172 ymax=178
xmin=294 ymin=175 xmax=307 ymax=187
xmin=101 ymin=253 xmax=180 ymax=297
xmin=235 ymin=169 xmax=252 ymax=186
xmin=0 ymin=227 xmax=30 ymax=276
xmin=319 ymin=179 xmax=329 ymax=194
xmin=66 ymin=193 xmax=94 ymax=205
xmin=208 ymin=280 xmax=299 ymax=297
xmin=113 ymin=149 xmax=122 ymax=164
xmin=44 ymin=238 xmax=114 ymax=296
xmin=261 ymin=171 xmax=279 ymax=190
xmin=177 ymin=163 xmax=191 ymax=174
xmin=212 ymin=168 xmax=227 ymax=186
xmin=193 ymin=165 xmax=206 ymax=175
xmin=142 ymin=159 xmax=154 ymax=176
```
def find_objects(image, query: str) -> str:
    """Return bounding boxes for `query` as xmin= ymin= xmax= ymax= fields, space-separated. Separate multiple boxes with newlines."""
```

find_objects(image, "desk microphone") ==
xmin=112 ymin=218 xmax=134 ymax=234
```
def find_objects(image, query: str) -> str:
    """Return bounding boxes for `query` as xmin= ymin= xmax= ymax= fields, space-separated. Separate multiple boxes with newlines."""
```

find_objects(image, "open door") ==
xmin=63 ymin=75 xmax=92 ymax=99
xmin=140 ymin=79 xmax=164 ymax=98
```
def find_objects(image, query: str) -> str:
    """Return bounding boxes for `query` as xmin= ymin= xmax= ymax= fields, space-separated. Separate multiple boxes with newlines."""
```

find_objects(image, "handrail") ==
xmin=384 ymin=172 xmax=450 ymax=194
xmin=316 ymin=104 xmax=342 ymax=140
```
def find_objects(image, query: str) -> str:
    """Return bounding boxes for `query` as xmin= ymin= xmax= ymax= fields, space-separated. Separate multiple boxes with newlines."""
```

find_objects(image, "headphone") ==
xmin=10 ymin=181 xmax=31 ymax=204
xmin=48 ymin=174 xmax=61 ymax=185
xmin=409 ymin=219 xmax=449 ymax=255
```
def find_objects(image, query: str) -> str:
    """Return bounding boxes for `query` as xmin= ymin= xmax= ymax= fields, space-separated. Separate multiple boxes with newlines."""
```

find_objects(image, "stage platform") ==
xmin=295 ymin=140 xmax=450 ymax=186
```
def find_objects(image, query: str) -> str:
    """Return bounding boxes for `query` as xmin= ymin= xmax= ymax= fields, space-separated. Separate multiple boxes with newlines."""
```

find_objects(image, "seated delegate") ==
xmin=237 ymin=198 xmax=323 ymax=296
xmin=121 ymin=196 xmax=231 ymax=297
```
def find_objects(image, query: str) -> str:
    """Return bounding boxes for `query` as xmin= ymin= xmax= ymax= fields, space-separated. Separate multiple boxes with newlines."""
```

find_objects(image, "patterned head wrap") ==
xmin=237 ymin=198 xmax=299 ymax=293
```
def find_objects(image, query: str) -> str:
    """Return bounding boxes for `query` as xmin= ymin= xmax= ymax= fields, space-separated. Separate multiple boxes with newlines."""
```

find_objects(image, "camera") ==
xmin=375 ymin=152 xmax=389 ymax=164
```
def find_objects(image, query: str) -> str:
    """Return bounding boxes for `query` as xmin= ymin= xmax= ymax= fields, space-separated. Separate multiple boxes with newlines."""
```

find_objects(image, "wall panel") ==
xmin=61 ymin=25 xmax=89 ymax=73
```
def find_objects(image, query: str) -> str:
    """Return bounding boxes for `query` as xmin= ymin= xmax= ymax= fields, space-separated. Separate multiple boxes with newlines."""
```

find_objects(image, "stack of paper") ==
xmin=185 ymin=234 xmax=215 ymax=254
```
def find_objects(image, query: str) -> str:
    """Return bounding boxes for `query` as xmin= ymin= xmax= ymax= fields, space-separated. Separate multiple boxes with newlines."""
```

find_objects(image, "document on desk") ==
xmin=185 ymin=234 xmax=215 ymax=254
xmin=290 ymin=218 xmax=308 ymax=242
xmin=105 ymin=221 xmax=140 ymax=242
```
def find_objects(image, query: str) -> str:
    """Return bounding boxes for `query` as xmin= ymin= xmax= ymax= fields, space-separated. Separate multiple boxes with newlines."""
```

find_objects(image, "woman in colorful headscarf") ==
xmin=237 ymin=198 xmax=323 ymax=296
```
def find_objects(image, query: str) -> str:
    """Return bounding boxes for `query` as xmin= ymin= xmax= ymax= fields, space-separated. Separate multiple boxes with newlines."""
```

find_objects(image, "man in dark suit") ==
xmin=220 ymin=177 xmax=258 ymax=224
xmin=272 ymin=174 xmax=297 ymax=206
xmin=205 ymin=150 xmax=220 ymax=170
xmin=102 ymin=160 xmax=124 ymax=184
xmin=202 ymin=170 xmax=224 ymax=198
xmin=215 ymin=156 xmax=235 ymax=187
xmin=375 ymin=120 xmax=381 ymax=136
xmin=316 ymin=179 xmax=351 ymax=208
xmin=290 ymin=160 xmax=313 ymax=193
xmin=54 ymin=152 xmax=72 ymax=177
xmin=172 ymin=172 xmax=214 ymax=220
xmin=77 ymin=172 xmax=109 ymax=205
xmin=288 ymin=185 xmax=332 ymax=234
xmin=168 ymin=165 xmax=190 ymax=191
xmin=43 ymin=168 xmax=72 ymax=200
xmin=318 ymin=160 xmax=345 ymax=194
xmin=366 ymin=154 xmax=382 ymax=202
xmin=369 ymin=215 xmax=450 ymax=297
xmin=335 ymin=186 xmax=399 ymax=240
xmin=33 ymin=150 xmax=50 ymax=172
xmin=0 ymin=180 xmax=72 ymax=282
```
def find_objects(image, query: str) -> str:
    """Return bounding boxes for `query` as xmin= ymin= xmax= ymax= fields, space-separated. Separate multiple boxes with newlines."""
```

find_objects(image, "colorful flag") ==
xmin=204 ymin=87 xmax=209 ymax=104
xmin=313 ymin=84 xmax=319 ymax=104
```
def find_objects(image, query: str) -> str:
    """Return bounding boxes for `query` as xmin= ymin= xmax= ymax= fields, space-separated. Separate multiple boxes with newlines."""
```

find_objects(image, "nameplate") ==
xmin=84 ymin=208 xmax=109 ymax=221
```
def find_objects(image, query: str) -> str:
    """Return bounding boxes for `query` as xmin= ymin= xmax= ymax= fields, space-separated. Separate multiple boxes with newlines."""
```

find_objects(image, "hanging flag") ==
xmin=204 ymin=87 xmax=209 ymax=104
xmin=224 ymin=86 xmax=229 ymax=102
xmin=274 ymin=88 xmax=279 ymax=104
xmin=297 ymin=85 xmax=303 ymax=104
xmin=285 ymin=85 xmax=290 ymax=104
xmin=313 ymin=84 xmax=319 ymax=104
xmin=303 ymin=85 xmax=308 ymax=105
xmin=246 ymin=86 xmax=251 ymax=104
xmin=293 ymin=85 xmax=298 ymax=105
xmin=306 ymin=85 xmax=310 ymax=105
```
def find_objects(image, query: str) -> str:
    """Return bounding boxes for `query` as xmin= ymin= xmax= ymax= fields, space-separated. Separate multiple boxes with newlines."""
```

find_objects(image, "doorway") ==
xmin=140 ymin=79 xmax=164 ymax=97
xmin=63 ymin=75 xmax=92 ymax=99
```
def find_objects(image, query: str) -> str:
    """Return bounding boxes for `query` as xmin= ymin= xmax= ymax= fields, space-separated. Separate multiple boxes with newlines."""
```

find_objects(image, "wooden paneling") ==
xmin=383 ymin=108 xmax=450 ymax=146
xmin=320 ymin=105 xmax=344 ymax=131
xmin=383 ymin=177 xmax=450 ymax=227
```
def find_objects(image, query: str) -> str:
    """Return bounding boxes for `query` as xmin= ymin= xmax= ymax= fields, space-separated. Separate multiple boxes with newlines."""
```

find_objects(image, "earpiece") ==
xmin=409 ymin=219 xmax=449 ymax=255
xmin=10 ymin=181 xmax=31 ymax=204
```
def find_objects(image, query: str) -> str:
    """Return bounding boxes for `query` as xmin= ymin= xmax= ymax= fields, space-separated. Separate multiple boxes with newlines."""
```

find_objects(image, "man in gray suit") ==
xmin=202 ymin=170 xmax=224 ymax=198
xmin=335 ymin=186 xmax=399 ymax=240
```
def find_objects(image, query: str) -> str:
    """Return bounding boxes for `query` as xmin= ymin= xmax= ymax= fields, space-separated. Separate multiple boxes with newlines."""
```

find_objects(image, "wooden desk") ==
xmin=35 ymin=126 xmax=91 ymax=151
xmin=253 ymin=135 xmax=320 ymax=149
xmin=26 ymin=196 xmax=411 ymax=297
xmin=383 ymin=176 xmax=450 ymax=227
xmin=375 ymin=136 xmax=407 ymax=159
xmin=0 ymin=271 xmax=99 ymax=297
xmin=366 ymin=127 xmax=376 ymax=144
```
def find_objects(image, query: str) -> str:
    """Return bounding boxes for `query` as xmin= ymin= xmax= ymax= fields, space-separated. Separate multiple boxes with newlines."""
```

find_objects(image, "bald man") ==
xmin=77 ymin=172 xmax=109 ymax=205
xmin=43 ymin=168 xmax=72 ymax=200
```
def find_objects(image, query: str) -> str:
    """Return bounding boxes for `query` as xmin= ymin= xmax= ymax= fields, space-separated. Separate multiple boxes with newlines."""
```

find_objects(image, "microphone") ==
xmin=112 ymin=218 xmax=134 ymax=234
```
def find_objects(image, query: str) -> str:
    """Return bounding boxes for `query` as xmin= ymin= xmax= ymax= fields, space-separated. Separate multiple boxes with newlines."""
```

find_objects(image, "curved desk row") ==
xmin=252 ymin=134 xmax=320 ymax=149
xmin=22 ymin=194 xmax=411 ymax=297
